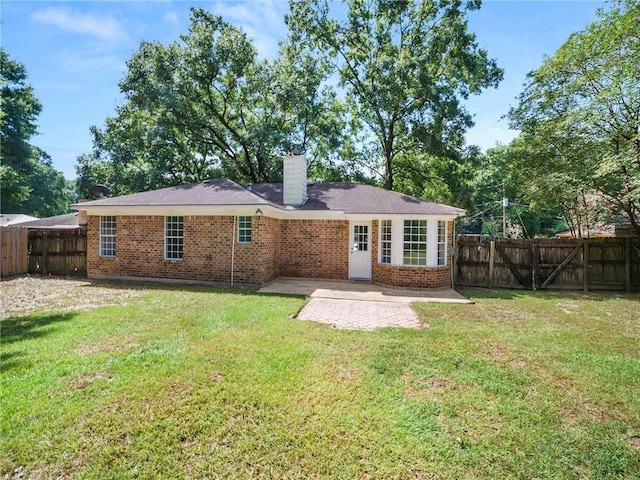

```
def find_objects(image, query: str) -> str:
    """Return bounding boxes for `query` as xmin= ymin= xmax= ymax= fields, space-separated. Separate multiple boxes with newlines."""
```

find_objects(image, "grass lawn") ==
xmin=1 ymin=284 xmax=639 ymax=479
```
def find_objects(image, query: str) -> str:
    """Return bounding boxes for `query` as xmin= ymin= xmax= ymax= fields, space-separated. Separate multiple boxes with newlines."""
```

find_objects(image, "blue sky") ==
xmin=2 ymin=0 xmax=605 ymax=180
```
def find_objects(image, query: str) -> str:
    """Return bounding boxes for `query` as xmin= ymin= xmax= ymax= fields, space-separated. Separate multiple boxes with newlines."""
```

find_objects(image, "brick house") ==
xmin=74 ymin=155 xmax=465 ymax=288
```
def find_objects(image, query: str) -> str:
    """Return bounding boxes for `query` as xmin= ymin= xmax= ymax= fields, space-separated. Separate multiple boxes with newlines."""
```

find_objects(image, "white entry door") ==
xmin=349 ymin=221 xmax=371 ymax=280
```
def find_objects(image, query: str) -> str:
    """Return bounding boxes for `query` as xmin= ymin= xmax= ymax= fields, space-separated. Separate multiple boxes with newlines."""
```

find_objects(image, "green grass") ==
xmin=2 ymin=286 xmax=639 ymax=479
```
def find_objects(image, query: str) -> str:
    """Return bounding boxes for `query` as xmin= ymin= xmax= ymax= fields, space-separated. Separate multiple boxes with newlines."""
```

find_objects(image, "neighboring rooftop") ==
xmin=19 ymin=213 xmax=80 ymax=229
xmin=0 ymin=214 xmax=38 ymax=226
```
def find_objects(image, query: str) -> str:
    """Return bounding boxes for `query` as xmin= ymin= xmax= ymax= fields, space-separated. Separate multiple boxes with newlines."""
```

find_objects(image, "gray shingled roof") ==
xmin=251 ymin=183 xmax=465 ymax=215
xmin=77 ymin=179 xmax=464 ymax=216
xmin=78 ymin=179 xmax=271 ymax=207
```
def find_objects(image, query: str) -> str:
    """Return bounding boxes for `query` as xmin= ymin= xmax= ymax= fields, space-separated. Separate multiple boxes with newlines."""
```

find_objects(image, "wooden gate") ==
xmin=456 ymin=236 xmax=640 ymax=292
xmin=1 ymin=227 xmax=29 ymax=277
xmin=27 ymin=228 xmax=87 ymax=276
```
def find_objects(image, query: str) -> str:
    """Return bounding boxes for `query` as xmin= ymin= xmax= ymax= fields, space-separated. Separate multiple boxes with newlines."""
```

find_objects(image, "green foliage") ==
xmin=287 ymin=0 xmax=502 ymax=191
xmin=0 ymin=48 xmax=75 ymax=217
xmin=78 ymin=2 xmax=503 ymax=203
xmin=508 ymin=0 xmax=640 ymax=236
xmin=461 ymin=144 xmax=567 ymax=237
xmin=78 ymin=8 xmax=346 ymax=196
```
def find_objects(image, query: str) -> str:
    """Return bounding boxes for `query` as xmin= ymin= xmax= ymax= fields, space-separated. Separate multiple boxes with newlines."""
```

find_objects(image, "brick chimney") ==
xmin=283 ymin=153 xmax=307 ymax=206
xmin=77 ymin=198 xmax=90 ymax=227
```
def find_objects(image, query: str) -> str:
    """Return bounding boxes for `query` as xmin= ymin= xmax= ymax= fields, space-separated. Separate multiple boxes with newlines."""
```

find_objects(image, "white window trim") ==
xmin=437 ymin=220 xmax=447 ymax=267
xmin=403 ymin=219 xmax=428 ymax=266
xmin=379 ymin=219 xmax=392 ymax=264
xmin=164 ymin=216 xmax=184 ymax=261
xmin=238 ymin=216 xmax=252 ymax=244
xmin=378 ymin=218 xmax=449 ymax=268
xmin=99 ymin=216 xmax=116 ymax=258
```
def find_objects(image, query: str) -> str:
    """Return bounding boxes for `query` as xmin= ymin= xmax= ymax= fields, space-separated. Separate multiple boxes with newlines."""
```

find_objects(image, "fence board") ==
xmin=28 ymin=228 xmax=87 ymax=276
xmin=1 ymin=227 xmax=29 ymax=277
xmin=456 ymin=236 xmax=640 ymax=292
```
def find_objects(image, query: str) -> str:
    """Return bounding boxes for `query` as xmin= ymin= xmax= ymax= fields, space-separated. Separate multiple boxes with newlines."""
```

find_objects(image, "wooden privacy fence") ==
xmin=28 ymin=229 xmax=87 ymax=276
xmin=456 ymin=236 xmax=640 ymax=292
xmin=1 ymin=227 xmax=29 ymax=277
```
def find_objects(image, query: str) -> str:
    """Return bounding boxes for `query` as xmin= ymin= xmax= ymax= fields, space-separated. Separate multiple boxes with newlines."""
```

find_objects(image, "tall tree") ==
xmin=79 ymin=8 xmax=344 ymax=195
xmin=286 ymin=0 xmax=502 ymax=190
xmin=462 ymin=143 xmax=568 ymax=237
xmin=0 ymin=48 xmax=74 ymax=216
xmin=509 ymin=0 xmax=640 ymax=236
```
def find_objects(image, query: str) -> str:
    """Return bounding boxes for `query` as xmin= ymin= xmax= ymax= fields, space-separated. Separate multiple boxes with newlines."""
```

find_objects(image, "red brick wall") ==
xmin=87 ymin=215 xmax=454 ymax=288
xmin=257 ymin=215 xmax=281 ymax=284
xmin=370 ymin=220 xmax=454 ymax=288
xmin=87 ymin=215 xmax=266 ymax=285
xmin=279 ymin=219 xmax=349 ymax=279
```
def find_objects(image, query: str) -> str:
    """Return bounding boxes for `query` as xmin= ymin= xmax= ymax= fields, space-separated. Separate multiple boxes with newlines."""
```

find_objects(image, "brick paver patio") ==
xmin=297 ymin=298 xmax=423 ymax=331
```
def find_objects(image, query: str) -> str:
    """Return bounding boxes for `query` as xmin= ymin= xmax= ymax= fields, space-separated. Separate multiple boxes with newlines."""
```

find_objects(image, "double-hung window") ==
xmin=403 ymin=220 xmax=427 ymax=266
xmin=165 ymin=216 xmax=184 ymax=260
xmin=380 ymin=220 xmax=392 ymax=264
xmin=437 ymin=221 xmax=447 ymax=266
xmin=100 ymin=216 xmax=116 ymax=257
xmin=238 ymin=216 xmax=252 ymax=244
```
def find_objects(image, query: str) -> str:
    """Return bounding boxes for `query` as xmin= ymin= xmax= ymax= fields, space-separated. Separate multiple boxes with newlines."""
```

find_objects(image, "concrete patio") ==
xmin=258 ymin=278 xmax=473 ymax=331
xmin=258 ymin=277 xmax=473 ymax=304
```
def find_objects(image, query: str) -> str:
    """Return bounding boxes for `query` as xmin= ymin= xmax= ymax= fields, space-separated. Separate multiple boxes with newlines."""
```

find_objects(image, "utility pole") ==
xmin=502 ymin=182 xmax=508 ymax=238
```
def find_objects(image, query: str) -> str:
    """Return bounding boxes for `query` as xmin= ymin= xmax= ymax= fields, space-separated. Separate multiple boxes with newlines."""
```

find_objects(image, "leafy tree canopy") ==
xmin=78 ymin=8 xmax=349 ymax=196
xmin=509 ymin=0 xmax=640 ymax=236
xmin=286 ymin=0 xmax=502 ymax=191
xmin=0 ymin=48 xmax=75 ymax=217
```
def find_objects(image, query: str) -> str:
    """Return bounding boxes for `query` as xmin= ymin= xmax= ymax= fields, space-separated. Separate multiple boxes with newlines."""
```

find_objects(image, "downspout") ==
xmin=231 ymin=215 xmax=236 ymax=287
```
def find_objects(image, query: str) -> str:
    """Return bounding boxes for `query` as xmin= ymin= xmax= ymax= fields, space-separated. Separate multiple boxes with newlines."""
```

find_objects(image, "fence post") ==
xmin=531 ymin=241 xmax=538 ymax=291
xmin=488 ymin=240 xmax=495 ymax=288
xmin=42 ymin=232 xmax=48 ymax=275
xmin=452 ymin=239 xmax=458 ymax=288
xmin=583 ymin=238 xmax=589 ymax=293
xmin=625 ymin=237 xmax=632 ymax=293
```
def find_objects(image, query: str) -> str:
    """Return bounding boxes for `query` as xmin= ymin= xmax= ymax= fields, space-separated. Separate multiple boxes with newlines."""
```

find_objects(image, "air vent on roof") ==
xmin=89 ymin=184 xmax=109 ymax=198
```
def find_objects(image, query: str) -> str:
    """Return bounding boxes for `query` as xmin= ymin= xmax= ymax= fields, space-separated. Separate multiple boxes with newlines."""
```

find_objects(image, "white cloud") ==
xmin=164 ymin=11 xmax=180 ymax=26
xmin=31 ymin=7 xmax=126 ymax=41
xmin=212 ymin=0 xmax=285 ymax=59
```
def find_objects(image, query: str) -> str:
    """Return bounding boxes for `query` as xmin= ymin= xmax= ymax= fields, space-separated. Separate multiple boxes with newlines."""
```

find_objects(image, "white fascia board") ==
xmin=73 ymin=203 xmax=464 ymax=221
xmin=371 ymin=213 xmax=464 ymax=221
xmin=73 ymin=203 xmax=345 ymax=219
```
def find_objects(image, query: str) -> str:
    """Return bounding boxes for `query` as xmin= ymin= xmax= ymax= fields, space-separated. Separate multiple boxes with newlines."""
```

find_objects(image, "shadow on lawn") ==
xmin=1 ymin=312 xmax=77 ymax=345
xmin=460 ymin=287 xmax=639 ymax=302
xmin=78 ymin=277 xmax=306 ymax=299
xmin=1 ymin=312 xmax=78 ymax=372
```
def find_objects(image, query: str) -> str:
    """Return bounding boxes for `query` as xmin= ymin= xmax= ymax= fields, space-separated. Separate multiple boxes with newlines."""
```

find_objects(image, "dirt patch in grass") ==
xmin=71 ymin=371 xmax=112 ymax=390
xmin=0 ymin=275 xmax=147 ymax=320
xmin=77 ymin=340 xmax=139 ymax=356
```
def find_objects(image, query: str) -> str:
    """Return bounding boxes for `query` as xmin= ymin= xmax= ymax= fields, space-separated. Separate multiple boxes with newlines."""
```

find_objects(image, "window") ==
xmin=380 ymin=220 xmax=392 ymax=264
xmin=403 ymin=220 xmax=427 ymax=266
xmin=353 ymin=224 xmax=368 ymax=251
xmin=99 ymin=216 xmax=116 ymax=257
xmin=165 ymin=216 xmax=184 ymax=260
xmin=238 ymin=216 xmax=252 ymax=244
xmin=437 ymin=221 xmax=447 ymax=266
